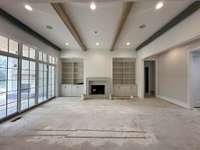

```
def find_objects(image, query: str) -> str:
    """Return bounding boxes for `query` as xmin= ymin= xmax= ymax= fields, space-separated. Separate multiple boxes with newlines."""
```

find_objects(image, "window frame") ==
xmin=0 ymin=35 xmax=57 ymax=122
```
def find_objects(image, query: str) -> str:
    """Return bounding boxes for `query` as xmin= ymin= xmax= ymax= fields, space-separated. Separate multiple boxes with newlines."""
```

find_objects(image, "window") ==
xmin=48 ymin=65 xmax=52 ymax=98
xmin=0 ymin=35 xmax=8 ymax=52
xmin=38 ymin=63 xmax=43 ymax=103
xmin=0 ymin=55 xmax=7 ymax=119
xmin=48 ymin=55 xmax=52 ymax=64
xmin=9 ymin=39 xmax=18 ymax=55
xmin=30 ymin=48 xmax=36 ymax=59
xmin=22 ymin=45 xmax=29 ymax=57
xmin=21 ymin=60 xmax=29 ymax=110
xmin=21 ymin=60 xmax=36 ymax=111
xmin=44 ymin=64 xmax=48 ymax=100
xmin=0 ymin=34 xmax=57 ymax=121
xmin=7 ymin=57 xmax=18 ymax=115
xmin=43 ymin=53 xmax=47 ymax=62
xmin=23 ymin=44 xmax=36 ymax=59
xmin=38 ymin=63 xmax=48 ymax=103
xmin=0 ymin=56 xmax=18 ymax=119
xmin=29 ymin=61 xmax=36 ymax=107
xmin=39 ymin=51 xmax=43 ymax=61
xmin=48 ymin=65 xmax=55 ymax=98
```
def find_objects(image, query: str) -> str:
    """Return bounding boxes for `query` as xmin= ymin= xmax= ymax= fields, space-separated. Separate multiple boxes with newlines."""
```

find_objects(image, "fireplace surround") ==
xmin=86 ymin=77 xmax=111 ymax=98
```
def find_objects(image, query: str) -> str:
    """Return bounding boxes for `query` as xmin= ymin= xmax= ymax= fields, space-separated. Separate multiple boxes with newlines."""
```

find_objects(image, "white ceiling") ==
xmin=0 ymin=0 xmax=194 ymax=51
xmin=62 ymin=1 xmax=124 ymax=49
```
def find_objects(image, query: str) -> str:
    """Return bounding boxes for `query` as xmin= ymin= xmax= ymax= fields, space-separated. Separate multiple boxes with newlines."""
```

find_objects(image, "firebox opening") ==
xmin=90 ymin=85 xmax=105 ymax=95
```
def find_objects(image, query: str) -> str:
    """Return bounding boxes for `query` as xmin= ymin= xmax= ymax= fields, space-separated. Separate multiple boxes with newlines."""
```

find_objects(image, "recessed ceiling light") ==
xmin=139 ymin=24 xmax=146 ymax=29
xmin=90 ymin=2 xmax=96 ymax=10
xmin=65 ymin=42 xmax=69 ymax=46
xmin=156 ymin=1 xmax=164 ymax=10
xmin=93 ymin=30 xmax=98 ymax=35
xmin=96 ymin=42 xmax=100 ymax=46
xmin=25 ymin=4 xmax=33 ymax=11
xmin=46 ymin=25 xmax=53 ymax=30
xmin=126 ymin=42 xmax=131 ymax=46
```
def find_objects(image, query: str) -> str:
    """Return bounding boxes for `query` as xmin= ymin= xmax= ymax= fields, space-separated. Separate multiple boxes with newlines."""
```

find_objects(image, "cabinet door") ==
xmin=65 ymin=84 xmax=72 ymax=96
xmin=113 ymin=84 xmax=120 ymax=96
xmin=113 ymin=84 xmax=137 ymax=97
xmin=71 ymin=85 xmax=77 ymax=96
xmin=61 ymin=84 xmax=70 ymax=97
xmin=61 ymin=84 xmax=66 ymax=96
xmin=77 ymin=85 xmax=83 ymax=96
xmin=72 ymin=85 xmax=83 ymax=96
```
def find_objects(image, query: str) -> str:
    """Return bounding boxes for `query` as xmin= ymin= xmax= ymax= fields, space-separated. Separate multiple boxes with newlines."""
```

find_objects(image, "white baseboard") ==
xmin=157 ymin=95 xmax=190 ymax=108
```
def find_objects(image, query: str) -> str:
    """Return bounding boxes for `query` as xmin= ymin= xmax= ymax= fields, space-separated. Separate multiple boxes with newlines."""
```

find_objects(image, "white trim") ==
xmin=187 ymin=51 xmax=193 ymax=107
xmin=143 ymin=59 xmax=157 ymax=97
xmin=157 ymin=95 xmax=191 ymax=109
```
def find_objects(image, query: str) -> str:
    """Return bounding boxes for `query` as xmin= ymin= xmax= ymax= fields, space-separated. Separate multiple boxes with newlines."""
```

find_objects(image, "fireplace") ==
xmin=91 ymin=85 xmax=105 ymax=95
xmin=86 ymin=77 xmax=111 ymax=98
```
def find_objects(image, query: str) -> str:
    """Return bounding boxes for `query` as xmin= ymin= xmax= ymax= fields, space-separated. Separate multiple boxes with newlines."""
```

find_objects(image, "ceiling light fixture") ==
xmin=90 ymin=2 xmax=96 ymax=10
xmin=126 ymin=42 xmax=131 ymax=46
xmin=96 ymin=42 xmax=100 ymax=46
xmin=65 ymin=42 xmax=69 ymax=46
xmin=94 ymin=30 xmax=98 ymax=35
xmin=46 ymin=25 xmax=53 ymax=30
xmin=139 ymin=24 xmax=146 ymax=29
xmin=156 ymin=1 xmax=164 ymax=10
xmin=25 ymin=4 xmax=33 ymax=11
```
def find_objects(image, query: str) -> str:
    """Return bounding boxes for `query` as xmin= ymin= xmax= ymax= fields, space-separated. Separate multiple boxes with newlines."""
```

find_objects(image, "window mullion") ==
xmin=17 ymin=43 xmax=22 ymax=112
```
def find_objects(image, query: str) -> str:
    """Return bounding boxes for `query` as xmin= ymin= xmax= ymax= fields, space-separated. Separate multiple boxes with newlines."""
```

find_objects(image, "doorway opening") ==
xmin=190 ymin=50 xmax=200 ymax=108
xmin=144 ymin=60 xmax=156 ymax=97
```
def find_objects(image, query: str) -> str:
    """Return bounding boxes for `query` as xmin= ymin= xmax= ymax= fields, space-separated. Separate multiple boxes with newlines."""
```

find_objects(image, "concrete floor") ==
xmin=1 ymin=97 xmax=200 ymax=150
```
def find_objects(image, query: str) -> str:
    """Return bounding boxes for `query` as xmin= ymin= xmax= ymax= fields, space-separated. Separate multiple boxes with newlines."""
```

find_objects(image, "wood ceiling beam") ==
xmin=110 ymin=2 xmax=134 ymax=51
xmin=51 ymin=3 xmax=87 ymax=51
xmin=136 ymin=1 xmax=200 ymax=51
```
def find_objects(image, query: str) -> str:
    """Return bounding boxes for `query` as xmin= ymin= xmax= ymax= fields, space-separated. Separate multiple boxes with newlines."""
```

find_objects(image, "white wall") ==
xmin=61 ymin=49 xmax=136 ymax=94
xmin=142 ymin=39 xmax=200 ymax=108
xmin=136 ymin=9 xmax=200 ymax=98
xmin=0 ymin=16 xmax=61 ymax=96
xmin=190 ymin=52 xmax=200 ymax=107
xmin=157 ymin=48 xmax=188 ymax=107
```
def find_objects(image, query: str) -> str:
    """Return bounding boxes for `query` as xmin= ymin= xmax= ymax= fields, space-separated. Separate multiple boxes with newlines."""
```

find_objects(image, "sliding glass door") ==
xmin=0 ymin=56 xmax=18 ymax=119
xmin=38 ymin=63 xmax=48 ymax=103
xmin=0 ymin=34 xmax=57 ymax=121
xmin=20 ymin=60 xmax=36 ymax=111
xmin=7 ymin=57 xmax=18 ymax=115
xmin=48 ymin=65 xmax=55 ymax=98
xmin=0 ymin=55 xmax=7 ymax=119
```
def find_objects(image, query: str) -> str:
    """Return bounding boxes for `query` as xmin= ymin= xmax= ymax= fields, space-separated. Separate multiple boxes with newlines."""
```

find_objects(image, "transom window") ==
xmin=22 ymin=44 xmax=36 ymax=59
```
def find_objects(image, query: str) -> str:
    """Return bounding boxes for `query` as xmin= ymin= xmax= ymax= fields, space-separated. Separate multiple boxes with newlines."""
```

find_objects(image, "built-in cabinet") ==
xmin=61 ymin=58 xmax=83 ymax=97
xmin=61 ymin=84 xmax=83 ymax=97
xmin=112 ymin=58 xmax=137 ymax=97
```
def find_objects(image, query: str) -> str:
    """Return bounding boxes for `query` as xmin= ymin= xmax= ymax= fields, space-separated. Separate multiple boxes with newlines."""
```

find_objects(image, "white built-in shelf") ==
xmin=61 ymin=58 xmax=84 ymax=84
xmin=112 ymin=58 xmax=136 ymax=85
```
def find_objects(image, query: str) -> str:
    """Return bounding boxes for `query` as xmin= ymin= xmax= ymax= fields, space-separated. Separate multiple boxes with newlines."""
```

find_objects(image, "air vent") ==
xmin=10 ymin=116 xmax=22 ymax=122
